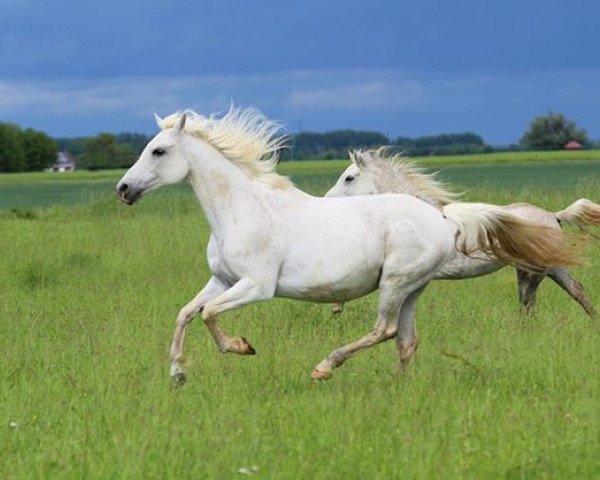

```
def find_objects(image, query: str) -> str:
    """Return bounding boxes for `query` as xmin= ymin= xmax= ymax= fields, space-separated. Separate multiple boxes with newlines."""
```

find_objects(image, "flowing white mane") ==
xmin=160 ymin=106 xmax=292 ymax=188
xmin=352 ymin=147 xmax=460 ymax=207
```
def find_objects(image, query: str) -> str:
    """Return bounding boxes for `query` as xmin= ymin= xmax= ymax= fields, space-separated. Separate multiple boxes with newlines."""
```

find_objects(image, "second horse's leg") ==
xmin=516 ymin=268 xmax=545 ymax=316
xmin=548 ymin=267 xmax=596 ymax=317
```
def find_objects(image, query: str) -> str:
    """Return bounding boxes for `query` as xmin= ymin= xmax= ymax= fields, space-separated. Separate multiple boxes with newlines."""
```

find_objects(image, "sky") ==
xmin=1 ymin=0 xmax=600 ymax=145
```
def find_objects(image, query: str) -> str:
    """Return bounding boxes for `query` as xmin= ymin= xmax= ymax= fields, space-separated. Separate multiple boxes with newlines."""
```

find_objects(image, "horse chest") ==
xmin=206 ymin=234 xmax=279 ymax=285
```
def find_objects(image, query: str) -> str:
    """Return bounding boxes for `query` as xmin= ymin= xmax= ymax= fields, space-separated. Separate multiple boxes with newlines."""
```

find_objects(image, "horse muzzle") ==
xmin=116 ymin=182 xmax=144 ymax=205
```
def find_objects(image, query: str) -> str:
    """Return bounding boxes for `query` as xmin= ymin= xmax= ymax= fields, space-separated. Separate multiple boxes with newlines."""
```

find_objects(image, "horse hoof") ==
xmin=229 ymin=336 xmax=256 ymax=355
xmin=331 ymin=303 xmax=344 ymax=315
xmin=241 ymin=337 xmax=256 ymax=355
xmin=311 ymin=368 xmax=332 ymax=381
xmin=171 ymin=371 xmax=187 ymax=387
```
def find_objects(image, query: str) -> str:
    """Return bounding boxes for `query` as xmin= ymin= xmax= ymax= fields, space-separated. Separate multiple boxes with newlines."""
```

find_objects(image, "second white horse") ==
xmin=326 ymin=148 xmax=597 ymax=315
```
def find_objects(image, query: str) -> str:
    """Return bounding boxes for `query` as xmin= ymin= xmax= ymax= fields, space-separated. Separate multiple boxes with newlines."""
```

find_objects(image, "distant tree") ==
xmin=394 ymin=132 xmax=488 ymax=156
xmin=56 ymin=137 xmax=87 ymax=156
xmin=520 ymin=112 xmax=587 ymax=151
xmin=287 ymin=130 xmax=389 ymax=160
xmin=395 ymin=136 xmax=415 ymax=150
xmin=57 ymin=132 xmax=151 ymax=159
xmin=115 ymin=132 xmax=152 ymax=155
xmin=322 ymin=130 xmax=389 ymax=151
xmin=287 ymin=132 xmax=325 ymax=160
xmin=22 ymin=128 xmax=58 ymax=171
xmin=0 ymin=123 xmax=26 ymax=172
xmin=414 ymin=133 xmax=483 ymax=148
xmin=79 ymin=133 xmax=135 ymax=170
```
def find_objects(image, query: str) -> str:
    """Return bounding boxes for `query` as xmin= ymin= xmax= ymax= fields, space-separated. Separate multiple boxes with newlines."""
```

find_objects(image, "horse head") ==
xmin=117 ymin=113 xmax=190 ymax=205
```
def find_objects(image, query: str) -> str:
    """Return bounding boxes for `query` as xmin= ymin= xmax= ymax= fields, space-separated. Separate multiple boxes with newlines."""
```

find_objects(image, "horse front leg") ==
xmin=201 ymin=277 xmax=274 ymax=355
xmin=171 ymin=277 xmax=273 ymax=385
xmin=169 ymin=276 xmax=229 ymax=385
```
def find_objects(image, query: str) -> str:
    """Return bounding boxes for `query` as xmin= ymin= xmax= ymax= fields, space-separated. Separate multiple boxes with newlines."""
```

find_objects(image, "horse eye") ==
xmin=344 ymin=175 xmax=355 ymax=183
xmin=152 ymin=148 xmax=166 ymax=157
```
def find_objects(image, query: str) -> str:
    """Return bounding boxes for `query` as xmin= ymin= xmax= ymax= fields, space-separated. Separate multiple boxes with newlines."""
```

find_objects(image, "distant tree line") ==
xmin=395 ymin=132 xmax=491 ymax=157
xmin=0 ymin=122 xmax=57 ymax=173
xmin=56 ymin=129 xmax=491 ymax=167
xmin=284 ymin=130 xmax=490 ymax=160
xmin=285 ymin=130 xmax=389 ymax=160
xmin=0 ymin=112 xmax=594 ymax=172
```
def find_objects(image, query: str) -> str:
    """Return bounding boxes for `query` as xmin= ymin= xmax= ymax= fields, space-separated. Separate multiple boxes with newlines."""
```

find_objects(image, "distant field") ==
xmin=414 ymin=148 xmax=600 ymax=165
xmin=2 ymin=150 xmax=600 ymax=210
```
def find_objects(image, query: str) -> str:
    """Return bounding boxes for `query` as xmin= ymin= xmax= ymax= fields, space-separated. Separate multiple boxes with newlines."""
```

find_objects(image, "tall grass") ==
xmin=1 ymin=168 xmax=600 ymax=478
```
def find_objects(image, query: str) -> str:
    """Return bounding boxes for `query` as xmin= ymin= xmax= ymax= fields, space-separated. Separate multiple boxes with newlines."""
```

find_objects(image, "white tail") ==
xmin=555 ymin=198 xmax=600 ymax=228
xmin=443 ymin=202 xmax=585 ymax=271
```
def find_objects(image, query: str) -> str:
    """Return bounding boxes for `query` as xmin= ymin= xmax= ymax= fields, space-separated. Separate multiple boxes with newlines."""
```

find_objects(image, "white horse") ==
xmin=326 ymin=148 xmax=598 ymax=316
xmin=116 ymin=107 xmax=583 ymax=384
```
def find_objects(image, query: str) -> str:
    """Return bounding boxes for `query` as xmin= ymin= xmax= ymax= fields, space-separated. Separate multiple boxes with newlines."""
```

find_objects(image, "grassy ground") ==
xmin=1 ymin=159 xmax=600 ymax=478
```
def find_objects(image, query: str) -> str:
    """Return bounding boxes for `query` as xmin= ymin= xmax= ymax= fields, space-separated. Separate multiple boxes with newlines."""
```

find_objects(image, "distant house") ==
xmin=50 ymin=152 xmax=76 ymax=172
xmin=564 ymin=140 xmax=583 ymax=151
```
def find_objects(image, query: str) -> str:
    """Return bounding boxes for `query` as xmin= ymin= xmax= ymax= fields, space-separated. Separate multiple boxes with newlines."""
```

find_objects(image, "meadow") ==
xmin=1 ymin=155 xmax=600 ymax=479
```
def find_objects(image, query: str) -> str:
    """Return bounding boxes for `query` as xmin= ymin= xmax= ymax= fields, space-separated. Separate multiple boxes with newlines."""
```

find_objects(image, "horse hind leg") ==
xmin=311 ymin=314 xmax=399 ymax=380
xmin=311 ymin=326 xmax=397 ymax=380
xmin=396 ymin=284 xmax=428 ymax=371
xmin=548 ymin=267 xmax=596 ymax=317
xmin=516 ymin=268 xmax=545 ymax=316
xmin=311 ymin=277 xmax=426 ymax=380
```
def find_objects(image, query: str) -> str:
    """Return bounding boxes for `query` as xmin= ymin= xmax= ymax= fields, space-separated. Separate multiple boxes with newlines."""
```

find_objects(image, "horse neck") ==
xmin=185 ymin=141 xmax=262 ymax=231
xmin=184 ymin=139 xmax=300 ymax=234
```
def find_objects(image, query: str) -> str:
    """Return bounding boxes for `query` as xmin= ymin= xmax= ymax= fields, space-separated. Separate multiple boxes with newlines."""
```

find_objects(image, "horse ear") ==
xmin=153 ymin=113 xmax=163 ymax=129
xmin=351 ymin=150 xmax=367 ymax=169
xmin=176 ymin=113 xmax=187 ymax=132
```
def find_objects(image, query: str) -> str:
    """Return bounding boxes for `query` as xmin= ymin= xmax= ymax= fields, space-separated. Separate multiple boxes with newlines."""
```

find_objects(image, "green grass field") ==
xmin=2 ymin=149 xmax=600 ymax=211
xmin=1 ymin=156 xmax=600 ymax=478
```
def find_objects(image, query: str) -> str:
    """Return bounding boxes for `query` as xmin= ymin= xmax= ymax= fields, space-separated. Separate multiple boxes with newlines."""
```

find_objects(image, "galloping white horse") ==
xmin=116 ymin=107 xmax=583 ymax=384
xmin=326 ymin=148 xmax=598 ymax=315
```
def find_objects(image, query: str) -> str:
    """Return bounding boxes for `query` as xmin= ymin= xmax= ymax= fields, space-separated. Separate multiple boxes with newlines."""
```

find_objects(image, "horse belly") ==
xmin=275 ymin=275 xmax=380 ymax=303
xmin=275 ymin=248 xmax=382 ymax=303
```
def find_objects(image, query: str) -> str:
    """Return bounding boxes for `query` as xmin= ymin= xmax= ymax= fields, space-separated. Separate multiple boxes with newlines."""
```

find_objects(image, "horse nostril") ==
xmin=118 ymin=183 xmax=130 ymax=194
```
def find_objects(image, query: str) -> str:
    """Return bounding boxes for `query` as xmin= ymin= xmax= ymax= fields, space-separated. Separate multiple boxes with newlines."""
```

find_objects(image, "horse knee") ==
xmin=177 ymin=304 xmax=203 ymax=326
xmin=384 ymin=325 xmax=398 ymax=338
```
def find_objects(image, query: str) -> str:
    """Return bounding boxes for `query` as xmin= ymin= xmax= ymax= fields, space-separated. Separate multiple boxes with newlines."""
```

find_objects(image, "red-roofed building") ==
xmin=564 ymin=140 xmax=583 ymax=150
